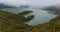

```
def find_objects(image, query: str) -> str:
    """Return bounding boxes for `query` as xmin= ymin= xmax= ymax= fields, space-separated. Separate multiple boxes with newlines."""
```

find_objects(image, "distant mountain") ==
xmin=42 ymin=5 xmax=60 ymax=12
xmin=0 ymin=4 xmax=16 ymax=8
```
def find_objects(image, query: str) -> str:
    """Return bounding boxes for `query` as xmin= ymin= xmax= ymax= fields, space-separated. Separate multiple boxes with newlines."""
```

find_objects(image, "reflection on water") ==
xmin=2 ymin=8 xmax=58 ymax=26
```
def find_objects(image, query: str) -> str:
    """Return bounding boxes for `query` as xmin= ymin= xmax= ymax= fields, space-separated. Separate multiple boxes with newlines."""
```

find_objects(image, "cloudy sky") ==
xmin=0 ymin=0 xmax=60 ymax=7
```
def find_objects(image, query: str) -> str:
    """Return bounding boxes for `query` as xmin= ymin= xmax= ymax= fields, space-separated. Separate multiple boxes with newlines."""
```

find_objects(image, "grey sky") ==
xmin=0 ymin=0 xmax=60 ymax=7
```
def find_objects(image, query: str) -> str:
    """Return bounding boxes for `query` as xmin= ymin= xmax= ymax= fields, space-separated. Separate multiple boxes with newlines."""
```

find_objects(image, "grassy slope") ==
xmin=0 ymin=10 xmax=34 ymax=32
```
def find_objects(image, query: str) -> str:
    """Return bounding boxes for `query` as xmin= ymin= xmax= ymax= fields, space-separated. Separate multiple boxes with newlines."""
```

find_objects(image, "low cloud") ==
xmin=0 ymin=0 xmax=60 ymax=7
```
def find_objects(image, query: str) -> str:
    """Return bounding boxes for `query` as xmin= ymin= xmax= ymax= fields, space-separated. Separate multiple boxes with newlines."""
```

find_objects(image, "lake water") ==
xmin=1 ymin=8 xmax=58 ymax=26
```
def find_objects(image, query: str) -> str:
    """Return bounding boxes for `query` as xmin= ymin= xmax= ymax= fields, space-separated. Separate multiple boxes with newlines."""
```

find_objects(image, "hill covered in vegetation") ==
xmin=0 ymin=10 xmax=35 ymax=32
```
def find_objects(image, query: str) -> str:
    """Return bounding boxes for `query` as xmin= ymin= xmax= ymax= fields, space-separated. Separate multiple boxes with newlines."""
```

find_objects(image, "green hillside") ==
xmin=0 ymin=10 xmax=34 ymax=32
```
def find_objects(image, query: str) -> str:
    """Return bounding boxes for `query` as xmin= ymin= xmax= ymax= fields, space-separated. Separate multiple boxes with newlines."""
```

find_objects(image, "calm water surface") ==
xmin=2 ymin=8 xmax=58 ymax=26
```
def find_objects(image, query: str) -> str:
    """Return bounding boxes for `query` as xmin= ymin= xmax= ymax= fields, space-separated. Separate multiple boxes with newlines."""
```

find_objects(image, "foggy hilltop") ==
xmin=0 ymin=3 xmax=29 ymax=8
